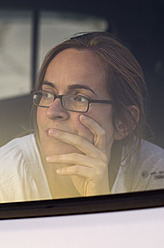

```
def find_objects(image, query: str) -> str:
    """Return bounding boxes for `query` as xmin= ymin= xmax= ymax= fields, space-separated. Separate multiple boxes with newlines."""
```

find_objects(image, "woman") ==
xmin=0 ymin=32 xmax=164 ymax=202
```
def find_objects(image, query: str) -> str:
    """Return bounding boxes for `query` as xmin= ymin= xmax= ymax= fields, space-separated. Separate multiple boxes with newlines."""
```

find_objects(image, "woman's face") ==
xmin=37 ymin=48 xmax=116 ymax=161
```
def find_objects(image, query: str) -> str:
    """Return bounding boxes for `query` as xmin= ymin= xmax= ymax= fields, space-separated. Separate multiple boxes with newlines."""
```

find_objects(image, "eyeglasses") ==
xmin=33 ymin=90 xmax=113 ymax=113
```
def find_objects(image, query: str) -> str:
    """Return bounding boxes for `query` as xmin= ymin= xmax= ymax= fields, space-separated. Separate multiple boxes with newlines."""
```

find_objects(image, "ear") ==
xmin=114 ymin=105 xmax=140 ymax=141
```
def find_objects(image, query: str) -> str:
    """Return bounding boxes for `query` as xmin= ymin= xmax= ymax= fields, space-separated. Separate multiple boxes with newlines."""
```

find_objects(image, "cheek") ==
xmin=102 ymin=114 xmax=115 ymax=140
xmin=36 ymin=108 xmax=45 ymax=130
xmin=104 ymin=119 xmax=115 ymax=143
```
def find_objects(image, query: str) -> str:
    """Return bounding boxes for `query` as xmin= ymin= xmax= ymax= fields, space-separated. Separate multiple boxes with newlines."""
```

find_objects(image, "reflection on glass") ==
xmin=38 ymin=12 xmax=108 ymax=68
xmin=0 ymin=31 xmax=164 ymax=204
xmin=0 ymin=11 xmax=32 ymax=99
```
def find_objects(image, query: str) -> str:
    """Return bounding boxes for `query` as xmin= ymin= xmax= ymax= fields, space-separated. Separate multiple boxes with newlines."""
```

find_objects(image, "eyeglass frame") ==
xmin=32 ymin=90 xmax=113 ymax=113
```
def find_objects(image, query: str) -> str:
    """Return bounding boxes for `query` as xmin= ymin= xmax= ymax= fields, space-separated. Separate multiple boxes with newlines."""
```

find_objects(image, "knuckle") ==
xmin=99 ymin=161 xmax=107 ymax=170
xmin=73 ymin=165 xmax=80 ymax=174
xmin=99 ymin=128 xmax=105 ymax=137
xmin=69 ymin=153 xmax=76 ymax=161
xmin=73 ymin=153 xmax=81 ymax=160
xmin=69 ymin=153 xmax=82 ymax=163
xmin=99 ymin=152 xmax=108 ymax=162
xmin=95 ymin=168 xmax=104 ymax=177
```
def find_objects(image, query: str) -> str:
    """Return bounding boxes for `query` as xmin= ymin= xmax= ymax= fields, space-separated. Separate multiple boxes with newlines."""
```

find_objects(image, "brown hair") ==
xmin=33 ymin=32 xmax=148 ymax=163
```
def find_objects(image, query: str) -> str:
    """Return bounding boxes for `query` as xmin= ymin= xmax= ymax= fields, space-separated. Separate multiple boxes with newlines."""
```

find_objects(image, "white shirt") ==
xmin=0 ymin=134 xmax=51 ymax=203
xmin=0 ymin=134 xmax=164 ymax=203
xmin=111 ymin=140 xmax=164 ymax=193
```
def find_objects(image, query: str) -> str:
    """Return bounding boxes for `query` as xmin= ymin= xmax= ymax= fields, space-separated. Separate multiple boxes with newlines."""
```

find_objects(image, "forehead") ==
xmin=46 ymin=49 xmax=105 ymax=76
xmin=43 ymin=48 xmax=108 ymax=95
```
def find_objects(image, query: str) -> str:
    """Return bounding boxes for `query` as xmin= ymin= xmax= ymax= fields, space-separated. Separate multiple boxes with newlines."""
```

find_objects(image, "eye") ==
xmin=42 ymin=91 xmax=53 ymax=99
xmin=73 ymin=95 xmax=89 ymax=102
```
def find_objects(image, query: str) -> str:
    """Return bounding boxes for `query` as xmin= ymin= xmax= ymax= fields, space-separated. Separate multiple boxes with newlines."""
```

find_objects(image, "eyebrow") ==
xmin=41 ymin=81 xmax=57 ymax=90
xmin=68 ymin=84 xmax=97 ymax=95
xmin=41 ymin=81 xmax=97 ymax=95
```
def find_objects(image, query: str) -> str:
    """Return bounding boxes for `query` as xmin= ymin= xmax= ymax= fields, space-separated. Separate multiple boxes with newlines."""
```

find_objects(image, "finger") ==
xmin=56 ymin=165 xmax=104 ymax=180
xmin=49 ymin=129 xmax=106 ymax=160
xmin=46 ymin=153 xmax=107 ymax=169
xmin=80 ymin=115 xmax=106 ymax=150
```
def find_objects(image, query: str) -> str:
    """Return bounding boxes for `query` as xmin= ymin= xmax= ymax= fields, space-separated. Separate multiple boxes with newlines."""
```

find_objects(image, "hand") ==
xmin=46 ymin=115 xmax=111 ymax=196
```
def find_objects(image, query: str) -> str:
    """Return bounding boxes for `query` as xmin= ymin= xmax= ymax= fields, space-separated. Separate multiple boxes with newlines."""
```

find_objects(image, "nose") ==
xmin=46 ymin=98 xmax=69 ymax=120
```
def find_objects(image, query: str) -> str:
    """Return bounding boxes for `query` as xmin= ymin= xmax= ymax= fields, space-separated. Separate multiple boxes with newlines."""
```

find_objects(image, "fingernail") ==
xmin=49 ymin=129 xmax=56 ymax=135
xmin=46 ymin=156 xmax=52 ymax=161
xmin=56 ymin=169 xmax=62 ymax=174
xmin=80 ymin=115 xmax=87 ymax=120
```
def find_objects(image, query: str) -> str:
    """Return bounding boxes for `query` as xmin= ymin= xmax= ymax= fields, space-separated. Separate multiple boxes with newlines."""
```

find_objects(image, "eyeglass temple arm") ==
xmin=90 ymin=99 xmax=113 ymax=104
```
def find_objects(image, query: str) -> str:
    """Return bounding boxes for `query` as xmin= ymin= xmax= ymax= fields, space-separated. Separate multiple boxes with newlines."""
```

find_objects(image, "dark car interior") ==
xmin=0 ymin=0 xmax=163 ymax=148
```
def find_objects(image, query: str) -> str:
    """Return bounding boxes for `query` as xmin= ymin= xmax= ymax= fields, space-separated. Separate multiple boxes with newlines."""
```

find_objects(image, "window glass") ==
xmin=38 ymin=12 xmax=108 ymax=68
xmin=0 ymin=11 xmax=32 ymax=99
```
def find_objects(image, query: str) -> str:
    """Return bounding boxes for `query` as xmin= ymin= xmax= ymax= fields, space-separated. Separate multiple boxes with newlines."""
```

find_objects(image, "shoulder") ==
xmin=0 ymin=134 xmax=39 ymax=181
xmin=139 ymin=140 xmax=164 ymax=166
xmin=0 ymin=133 xmax=37 ymax=162
xmin=0 ymin=134 xmax=44 ymax=202
xmin=132 ymin=140 xmax=164 ymax=191
xmin=113 ymin=140 xmax=164 ymax=193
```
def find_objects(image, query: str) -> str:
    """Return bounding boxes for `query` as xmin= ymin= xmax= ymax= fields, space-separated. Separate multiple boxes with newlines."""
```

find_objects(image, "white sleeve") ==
xmin=0 ymin=139 xmax=37 ymax=203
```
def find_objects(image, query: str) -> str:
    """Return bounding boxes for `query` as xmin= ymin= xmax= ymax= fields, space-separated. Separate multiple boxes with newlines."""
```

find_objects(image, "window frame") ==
xmin=0 ymin=189 xmax=164 ymax=220
xmin=0 ymin=1 xmax=163 ymax=220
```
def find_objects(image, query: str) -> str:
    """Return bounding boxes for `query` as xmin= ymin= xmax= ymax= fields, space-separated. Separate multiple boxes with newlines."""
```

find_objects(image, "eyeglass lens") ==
xmin=33 ymin=92 xmax=89 ymax=112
